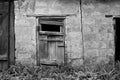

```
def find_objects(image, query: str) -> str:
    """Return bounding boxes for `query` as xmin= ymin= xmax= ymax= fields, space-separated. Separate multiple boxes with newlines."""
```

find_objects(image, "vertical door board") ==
xmin=0 ymin=1 xmax=11 ymax=70
xmin=9 ymin=1 xmax=15 ymax=65
xmin=0 ymin=11 xmax=8 ymax=60
xmin=56 ymin=42 xmax=64 ymax=63
xmin=39 ymin=40 xmax=49 ymax=59
xmin=48 ymin=41 xmax=57 ymax=61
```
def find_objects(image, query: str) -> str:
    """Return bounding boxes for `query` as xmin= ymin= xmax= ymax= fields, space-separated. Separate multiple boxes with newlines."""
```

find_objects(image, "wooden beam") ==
xmin=36 ymin=20 xmax=40 ymax=66
xmin=26 ymin=14 xmax=77 ymax=17
xmin=39 ymin=39 xmax=64 ymax=42
xmin=39 ymin=20 xmax=63 ymax=25
xmin=9 ymin=1 xmax=15 ymax=65
xmin=105 ymin=15 xmax=120 ymax=18
xmin=39 ymin=31 xmax=64 ymax=36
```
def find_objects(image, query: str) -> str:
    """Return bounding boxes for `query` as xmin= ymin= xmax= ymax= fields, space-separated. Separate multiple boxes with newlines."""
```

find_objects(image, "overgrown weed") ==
xmin=0 ymin=56 xmax=120 ymax=80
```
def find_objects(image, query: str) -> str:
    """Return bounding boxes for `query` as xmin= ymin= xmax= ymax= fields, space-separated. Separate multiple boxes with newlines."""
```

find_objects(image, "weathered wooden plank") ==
xmin=39 ymin=31 xmax=64 ymax=35
xmin=36 ymin=23 xmax=40 ymax=65
xmin=27 ymin=14 xmax=76 ymax=18
xmin=0 ymin=61 xmax=8 ymax=71
xmin=0 ymin=11 xmax=9 ymax=60
xmin=2 ymin=61 xmax=8 ymax=70
xmin=39 ymin=40 xmax=49 ymax=59
xmin=39 ymin=20 xmax=64 ymax=25
xmin=0 ymin=1 xmax=9 ymax=70
xmin=48 ymin=41 xmax=56 ymax=61
xmin=0 ymin=62 xmax=2 ymax=71
xmin=56 ymin=42 xmax=64 ymax=64
xmin=0 ymin=1 xmax=9 ymax=11
xmin=9 ymin=1 xmax=15 ymax=65
xmin=39 ymin=39 xmax=64 ymax=42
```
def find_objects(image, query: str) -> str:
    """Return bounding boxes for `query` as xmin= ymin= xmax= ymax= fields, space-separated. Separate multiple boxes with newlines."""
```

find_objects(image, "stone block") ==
xmin=107 ymin=33 xmax=114 ymax=41
xmin=71 ymin=59 xmax=83 ymax=67
xmin=91 ymin=11 xmax=101 ymax=16
xmin=98 ymin=25 xmax=108 ymax=34
xmin=107 ymin=26 xmax=114 ymax=33
xmin=83 ymin=18 xmax=95 ymax=25
xmin=66 ymin=16 xmax=81 ymax=32
xmin=84 ymin=33 xmax=98 ymax=41
xmin=108 ymin=40 xmax=115 ymax=49
xmin=96 ymin=56 xmax=110 ymax=64
xmin=84 ymin=49 xmax=99 ymax=58
xmin=83 ymin=24 xmax=98 ymax=34
xmin=70 ymin=48 xmax=83 ymax=58
xmin=99 ymin=49 xmax=114 ymax=57
xmin=98 ymin=33 xmax=108 ymax=41
xmin=106 ymin=49 xmax=114 ymax=56
xmin=84 ymin=41 xmax=99 ymax=49
xmin=83 ymin=25 xmax=91 ymax=33
xmin=99 ymin=49 xmax=107 ymax=57
xmin=98 ymin=41 xmax=107 ymax=49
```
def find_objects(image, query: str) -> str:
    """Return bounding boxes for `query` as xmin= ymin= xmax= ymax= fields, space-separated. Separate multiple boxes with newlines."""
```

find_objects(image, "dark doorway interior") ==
xmin=114 ymin=17 xmax=120 ymax=62
xmin=41 ymin=24 xmax=60 ymax=32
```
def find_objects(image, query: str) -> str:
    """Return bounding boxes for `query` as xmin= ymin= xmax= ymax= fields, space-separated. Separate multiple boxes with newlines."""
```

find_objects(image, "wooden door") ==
xmin=0 ymin=1 xmax=15 ymax=70
xmin=39 ymin=34 xmax=65 ymax=65
xmin=0 ymin=1 xmax=9 ymax=70
xmin=37 ymin=17 xmax=65 ymax=65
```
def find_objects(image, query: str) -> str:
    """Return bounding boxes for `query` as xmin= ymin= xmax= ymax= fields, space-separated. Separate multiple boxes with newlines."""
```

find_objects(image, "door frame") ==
xmin=36 ymin=16 xmax=66 ymax=66
xmin=9 ymin=0 xmax=15 ymax=66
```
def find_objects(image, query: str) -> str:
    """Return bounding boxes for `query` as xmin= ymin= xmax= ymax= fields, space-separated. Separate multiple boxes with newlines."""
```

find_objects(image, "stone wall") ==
xmin=82 ymin=0 xmax=116 ymax=66
xmin=15 ymin=0 xmax=82 ymax=65
xmin=15 ymin=0 xmax=117 ymax=66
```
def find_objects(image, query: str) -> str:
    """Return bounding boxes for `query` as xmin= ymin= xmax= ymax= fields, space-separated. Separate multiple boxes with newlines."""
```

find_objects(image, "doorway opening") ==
xmin=114 ymin=17 xmax=120 ymax=62
xmin=36 ymin=16 xmax=65 ymax=65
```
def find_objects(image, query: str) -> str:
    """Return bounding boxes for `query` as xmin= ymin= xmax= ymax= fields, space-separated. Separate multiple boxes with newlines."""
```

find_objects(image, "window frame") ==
xmin=38 ymin=17 xmax=65 ymax=35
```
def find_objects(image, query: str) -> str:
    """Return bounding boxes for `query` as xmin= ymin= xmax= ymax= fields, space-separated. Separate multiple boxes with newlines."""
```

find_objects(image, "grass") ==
xmin=0 ymin=57 xmax=120 ymax=80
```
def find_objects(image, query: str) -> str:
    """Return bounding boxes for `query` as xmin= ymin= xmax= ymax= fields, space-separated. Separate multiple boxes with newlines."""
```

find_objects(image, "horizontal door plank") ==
xmin=39 ymin=31 xmax=64 ymax=35
xmin=39 ymin=39 xmax=64 ymax=42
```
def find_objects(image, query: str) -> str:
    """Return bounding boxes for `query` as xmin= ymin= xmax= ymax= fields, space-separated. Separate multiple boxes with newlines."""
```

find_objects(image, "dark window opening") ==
xmin=41 ymin=24 xmax=60 ymax=32
xmin=114 ymin=17 xmax=120 ymax=62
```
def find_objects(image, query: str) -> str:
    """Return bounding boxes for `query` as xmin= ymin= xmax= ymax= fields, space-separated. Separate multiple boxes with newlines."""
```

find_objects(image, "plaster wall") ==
xmin=15 ymin=0 xmax=117 ymax=66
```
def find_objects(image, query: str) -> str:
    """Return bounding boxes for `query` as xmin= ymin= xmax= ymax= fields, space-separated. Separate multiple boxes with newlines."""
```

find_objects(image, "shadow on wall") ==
xmin=82 ymin=0 xmax=120 ymax=4
xmin=97 ymin=0 xmax=120 ymax=2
